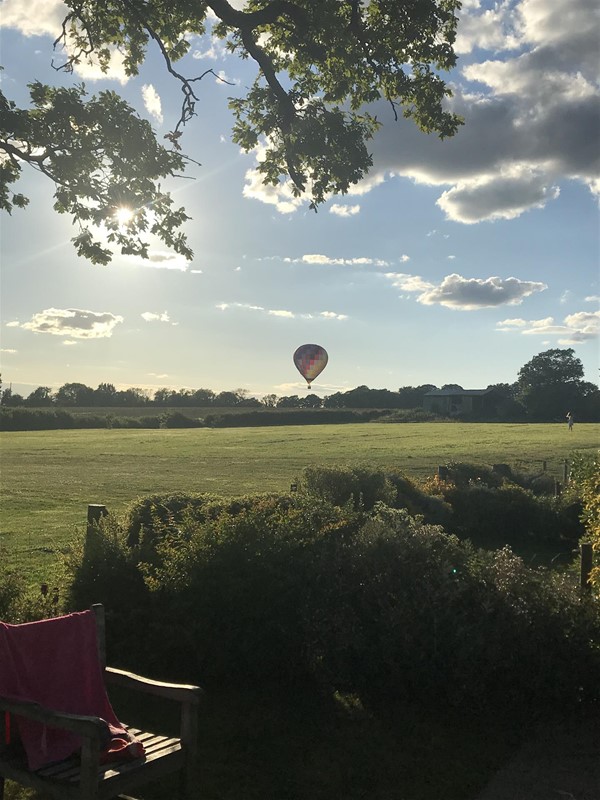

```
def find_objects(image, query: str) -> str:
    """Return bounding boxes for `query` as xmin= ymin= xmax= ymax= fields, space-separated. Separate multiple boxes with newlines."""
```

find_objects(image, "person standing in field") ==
xmin=566 ymin=412 xmax=574 ymax=431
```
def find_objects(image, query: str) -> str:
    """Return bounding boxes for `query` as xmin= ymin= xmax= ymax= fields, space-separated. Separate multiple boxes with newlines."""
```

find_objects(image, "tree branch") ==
xmin=207 ymin=0 xmax=310 ymax=33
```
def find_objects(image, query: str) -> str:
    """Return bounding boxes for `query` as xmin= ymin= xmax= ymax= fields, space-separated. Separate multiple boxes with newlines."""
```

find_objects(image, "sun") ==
xmin=115 ymin=206 xmax=134 ymax=226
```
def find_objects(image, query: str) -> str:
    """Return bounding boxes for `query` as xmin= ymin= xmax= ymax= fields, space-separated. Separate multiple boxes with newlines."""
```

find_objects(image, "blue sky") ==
xmin=1 ymin=0 xmax=598 ymax=400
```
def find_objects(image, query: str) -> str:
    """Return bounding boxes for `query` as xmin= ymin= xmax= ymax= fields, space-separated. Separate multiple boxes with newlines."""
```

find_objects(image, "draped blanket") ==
xmin=0 ymin=610 xmax=143 ymax=770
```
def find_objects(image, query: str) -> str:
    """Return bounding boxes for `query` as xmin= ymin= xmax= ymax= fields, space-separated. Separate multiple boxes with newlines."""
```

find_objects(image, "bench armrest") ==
xmin=104 ymin=667 xmax=203 ymax=705
xmin=0 ymin=696 xmax=106 ymax=740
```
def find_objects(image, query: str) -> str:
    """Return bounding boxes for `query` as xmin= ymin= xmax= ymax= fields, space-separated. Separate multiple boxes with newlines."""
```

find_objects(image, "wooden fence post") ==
xmin=85 ymin=505 xmax=108 ymax=561
xmin=87 ymin=504 xmax=107 ymax=535
xmin=580 ymin=542 xmax=593 ymax=598
xmin=563 ymin=459 xmax=569 ymax=485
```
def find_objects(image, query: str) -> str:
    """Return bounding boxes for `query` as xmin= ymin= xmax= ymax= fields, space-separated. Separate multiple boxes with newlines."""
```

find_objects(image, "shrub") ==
xmin=65 ymin=515 xmax=151 ymax=669
xmin=112 ymin=415 xmax=162 ymax=429
xmin=306 ymin=505 xmax=600 ymax=712
xmin=569 ymin=451 xmax=600 ymax=592
xmin=441 ymin=461 xmax=505 ymax=489
xmin=0 ymin=563 xmax=66 ymax=623
xmin=64 ymin=487 xmax=600 ymax=714
xmin=299 ymin=465 xmax=397 ymax=510
xmin=299 ymin=465 xmax=453 ymax=526
xmin=131 ymin=495 xmax=364 ymax=682
xmin=159 ymin=411 xmax=204 ymax=428
xmin=122 ymin=491 xmax=291 ymax=565
xmin=374 ymin=408 xmax=442 ymax=423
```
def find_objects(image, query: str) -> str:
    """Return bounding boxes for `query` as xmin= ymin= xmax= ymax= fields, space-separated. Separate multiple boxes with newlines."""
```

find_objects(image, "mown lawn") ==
xmin=1 ymin=422 xmax=598 ymax=581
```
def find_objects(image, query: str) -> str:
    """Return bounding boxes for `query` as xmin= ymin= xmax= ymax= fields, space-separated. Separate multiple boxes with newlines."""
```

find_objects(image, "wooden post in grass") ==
xmin=87 ymin=504 xmax=108 ymax=534
xmin=580 ymin=542 xmax=593 ymax=599
xmin=85 ymin=504 xmax=108 ymax=561
xmin=563 ymin=459 xmax=569 ymax=484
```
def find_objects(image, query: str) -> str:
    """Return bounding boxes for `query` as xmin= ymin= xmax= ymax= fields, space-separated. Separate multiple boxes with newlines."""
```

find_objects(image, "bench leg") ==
xmin=0 ymin=776 xmax=4 ymax=800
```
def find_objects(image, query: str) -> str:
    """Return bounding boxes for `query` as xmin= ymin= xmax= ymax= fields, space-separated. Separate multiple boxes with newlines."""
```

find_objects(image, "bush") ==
xmin=374 ymin=408 xmax=442 ymax=423
xmin=0 ymin=563 xmax=66 ymax=623
xmin=127 ymin=495 xmax=364 ymax=682
xmin=65 ymin=515 xmax=151 ymax=668
xmin=0 ymin=407 xmax=167 ymax=430
xmin=298 ymin=465 xmax=453 ymax=526
xmin=441 ymin=483 xmax=583 ymax=550
xmin=306 ymin=505 xmax=600 ymax=712
xmin=122 ymin=491 xmax=295 ymax=565
xmin=299 ymin=465 xmax=397 ymax=510
xmin=112 ymin=415 xmax=162 ymax=429
xmin=569 ymin=451 xmax=600 ymax=592
xmin=64 ymin=490 xmax=600 ymax=716
xmin=160 ymin=411 xmax=204 ymax=428
xmin=203 ymin=409 xmax=387 ymax=427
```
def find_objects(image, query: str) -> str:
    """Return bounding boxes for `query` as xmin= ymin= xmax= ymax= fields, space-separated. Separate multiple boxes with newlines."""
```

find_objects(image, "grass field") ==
xmin=1 ymin=422 xmax=598 ymax=581
xmin=1 ymin=422 xmax=598 ymax=800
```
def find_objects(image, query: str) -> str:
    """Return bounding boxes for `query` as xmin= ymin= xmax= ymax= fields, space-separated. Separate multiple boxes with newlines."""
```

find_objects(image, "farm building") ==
xmin=423 ymin=388 xmax=498 ymax=416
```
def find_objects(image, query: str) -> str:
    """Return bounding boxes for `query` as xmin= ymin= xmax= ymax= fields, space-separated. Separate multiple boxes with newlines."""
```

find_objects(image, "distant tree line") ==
xmin=1 ymin=349 xmax=598 ymax=422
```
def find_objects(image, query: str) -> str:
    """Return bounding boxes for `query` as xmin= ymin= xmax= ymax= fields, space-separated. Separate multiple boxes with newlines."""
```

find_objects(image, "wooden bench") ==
xmin=0 ymin=604 xmax=203 ymax=800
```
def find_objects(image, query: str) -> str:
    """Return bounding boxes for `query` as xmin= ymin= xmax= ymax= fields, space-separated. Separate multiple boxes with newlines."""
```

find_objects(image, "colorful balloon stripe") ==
xmin=293 ymin=344 xmax=328 ymax=386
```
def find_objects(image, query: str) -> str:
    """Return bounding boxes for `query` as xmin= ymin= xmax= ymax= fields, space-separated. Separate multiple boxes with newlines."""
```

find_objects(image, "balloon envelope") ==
xmin=293 ymin=344 xmax=328 ymax=386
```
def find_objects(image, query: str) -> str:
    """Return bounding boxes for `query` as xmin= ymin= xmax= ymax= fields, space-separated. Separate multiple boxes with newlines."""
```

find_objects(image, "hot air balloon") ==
xmin=293 ymin=344 xmax=328 ymax=388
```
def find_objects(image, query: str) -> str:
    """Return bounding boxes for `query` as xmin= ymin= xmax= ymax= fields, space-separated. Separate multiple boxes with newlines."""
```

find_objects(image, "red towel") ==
xmin=0 ymin=610 xmax=143 ymax=769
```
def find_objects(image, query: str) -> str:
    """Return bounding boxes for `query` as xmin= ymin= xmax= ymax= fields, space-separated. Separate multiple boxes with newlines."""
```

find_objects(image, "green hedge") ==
xmin=0 ymin=407 xmax=192 ymax=430
xmin=63 ymin=489 xmax=600 ymax=716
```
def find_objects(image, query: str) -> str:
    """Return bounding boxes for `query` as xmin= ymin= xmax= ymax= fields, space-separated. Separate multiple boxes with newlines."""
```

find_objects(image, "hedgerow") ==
xmin=63 ymin=486 xmax=600 ymax=716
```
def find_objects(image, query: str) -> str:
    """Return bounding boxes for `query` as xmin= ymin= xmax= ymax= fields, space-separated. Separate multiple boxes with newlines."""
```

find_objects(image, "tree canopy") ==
xmin=1 ymin=0 xmax=462 ymax=264
xmin=516 ymin=348 xmax=596 ymax=421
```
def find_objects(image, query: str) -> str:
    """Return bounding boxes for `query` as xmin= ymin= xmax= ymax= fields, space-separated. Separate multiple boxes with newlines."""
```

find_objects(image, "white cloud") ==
xmin=124 ymin=252 xmax=191 ymax=271
xmin=268 ymin=309 xmax=295 ymax=318
xmin=329 ymin=204 xmax=361 ymax=217
xmin=17 ymin=308 xmax=123 ymax=339
xmin=0 ymin=0 xmax=66 ymax=37
xmin=216 ymin=302 xmax=347 ymax=320
xmin=142 ymin=84 xmax=163 ymax=124
xmin=242 ymin=167 xmax=304 ymax=214
xmin=192 ymin=42 xmax=224 ymax=60
xmin=496 ymin=309 xmax=600 ymax=343
xmin=141 ymin=311 xmax=170 ymax=323
xmin=2 ymin=0 xmax=128 ymax=82
xmin=217 ymin=303 xmax=264 ymax=312
xmin=387 ymin=273 xmax=547 ymax=309
xmin=585 ymin=295 xmax=600 ymax=303
xmin=455 ymin=1 xmax=520 ymax=55
xmin=320 ymin=311 xmax=349 ymax=321
xmin=436 ymin=169 xmax=561 ymax=223
xmin=0 ymin=348 xmax=17 ymax=354
xmin=296 ymin=254 xmax=390 ymax=267
xmin=215 ymin=69 xmax=237 ymax=85
xmin=234 ymin=0 xmax=594 ymax=223
xmin=386 ymin=273 xmax=434 ymax=293
xmin=68 ymin=47 xmax=129 ymax=83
